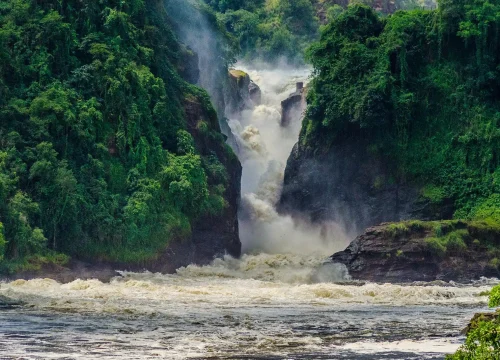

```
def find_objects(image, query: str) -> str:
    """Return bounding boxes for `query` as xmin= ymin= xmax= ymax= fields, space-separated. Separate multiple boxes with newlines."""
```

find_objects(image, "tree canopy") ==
xmin=0 ymin=0 xmax=235 ymax=272
xmin=301 ymin=0 xmax=500 ymax=222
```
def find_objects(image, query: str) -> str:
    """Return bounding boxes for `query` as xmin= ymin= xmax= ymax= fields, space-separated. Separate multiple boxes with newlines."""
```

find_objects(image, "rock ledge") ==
xmin=331 ymin=221 xmax=500 ymax=283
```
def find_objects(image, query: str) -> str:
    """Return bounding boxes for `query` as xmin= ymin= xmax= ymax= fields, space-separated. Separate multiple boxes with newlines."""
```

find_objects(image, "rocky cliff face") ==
xmin=331 ymin=221 xmax=500 ymax=283
xmin=279 ymin=138 xmax=449 ymax=235
xmin=281 ymin=82 xmax=307 ymax=128
xmin=182 ymin=96 xmax=242 ymax=263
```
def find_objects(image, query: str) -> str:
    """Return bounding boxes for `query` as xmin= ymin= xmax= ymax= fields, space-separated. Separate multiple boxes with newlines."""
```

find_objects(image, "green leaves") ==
xmin=303 ymin=1 xmax=500 ymax=221
xmin=5 ymin=192 xmax=47 ymax=259
xmin=0 ymin=0 xmax=235 ymax=268
xmin=176 ymin=130 xmax=196 ymax=155
xmin=215 ymin=0 xmax=318 ymax=63
xmin=162 ymin=153 xmax=209 ymax=218
xmin=448 ymin=285 xmax=500 ymax=359
xmin=489 ymin=285 xmax=500 ymax=308
xmin=457 ymin=1 xmax=500 ymax=40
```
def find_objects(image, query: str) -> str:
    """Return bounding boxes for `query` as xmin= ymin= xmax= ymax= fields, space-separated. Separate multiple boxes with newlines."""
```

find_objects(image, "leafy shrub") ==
xmin=490 ymin=285 xmax=500 ymax=308
xmin=448 ymin=284 xmax=500 ymax=359
xmin=422 ymin=185 xmax=447 ymax=204
xmin=385 ymin=223 xmax=409 ymax=238
xmin=470 ymin=194 xmax=500 ymax=224
xmin=425 ymin=228 xmax=468 ymax=257
xmin=426 ymin=237 xmax=447 ymax=257
xmin=214 ymin=0 xmax=319 ymax=63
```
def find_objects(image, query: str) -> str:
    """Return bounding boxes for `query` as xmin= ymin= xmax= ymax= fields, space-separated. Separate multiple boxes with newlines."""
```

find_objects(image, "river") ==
xmin=0 ymin=65 xmax=496 ymax=359
xmin=0 ymin=256 xmax=495 ymax=359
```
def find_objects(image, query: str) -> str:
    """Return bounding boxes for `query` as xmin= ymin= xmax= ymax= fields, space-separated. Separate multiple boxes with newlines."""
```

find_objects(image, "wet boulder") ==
xmin=225 ymin=69 xmax=253 ymax=115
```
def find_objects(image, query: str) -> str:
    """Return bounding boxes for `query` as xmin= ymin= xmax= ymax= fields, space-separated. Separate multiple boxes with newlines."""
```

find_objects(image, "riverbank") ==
xmin=0 ymin=259 xmax=120 ymax=284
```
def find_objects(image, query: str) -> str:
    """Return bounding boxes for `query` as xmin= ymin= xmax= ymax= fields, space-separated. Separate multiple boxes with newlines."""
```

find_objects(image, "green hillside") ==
xmin=301 ymin=0 xmax=500 ymax=223
xmin=0 ymin=0 xmax=236 ymax=272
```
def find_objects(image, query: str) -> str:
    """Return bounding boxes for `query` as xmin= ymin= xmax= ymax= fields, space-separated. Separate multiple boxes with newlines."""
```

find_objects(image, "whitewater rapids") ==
xmin=0 ymin=254 xmax=497 ymax=359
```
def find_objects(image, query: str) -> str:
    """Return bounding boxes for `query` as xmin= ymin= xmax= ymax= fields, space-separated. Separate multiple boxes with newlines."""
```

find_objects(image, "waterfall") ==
xmin=226 ymin=64 xmax=349 ymax=255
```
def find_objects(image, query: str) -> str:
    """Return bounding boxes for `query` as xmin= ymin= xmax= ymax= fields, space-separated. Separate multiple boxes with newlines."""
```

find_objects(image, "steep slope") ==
xmin=280 ymin=2 xmax=500 ymax=235
xmin=0 ymin=0 xmax=241 ymax=273
xmin=204 ymin=0 xmax=436 ymax=64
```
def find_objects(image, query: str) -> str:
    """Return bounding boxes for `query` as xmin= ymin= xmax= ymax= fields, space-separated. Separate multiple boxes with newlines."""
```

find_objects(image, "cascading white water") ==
xmin=227 ymin=64 xmax=350 ymax=256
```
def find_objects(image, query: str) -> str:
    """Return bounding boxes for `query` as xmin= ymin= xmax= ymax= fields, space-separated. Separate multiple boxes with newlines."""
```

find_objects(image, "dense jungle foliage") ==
xmin=301 ymin=0 xmax=500 ymax=223
xmin=0 ymin=0 xmax=236 ymax=272
xmin=204 ymin=0 xmax=435 ymax=64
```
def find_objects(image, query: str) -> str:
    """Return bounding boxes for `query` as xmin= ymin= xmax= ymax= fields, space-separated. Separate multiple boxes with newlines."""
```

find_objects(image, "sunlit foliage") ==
xmin=447 ymin=284 xmax=500 ymax=359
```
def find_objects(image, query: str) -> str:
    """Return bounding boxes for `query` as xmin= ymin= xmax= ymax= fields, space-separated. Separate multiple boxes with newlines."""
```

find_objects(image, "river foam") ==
xmin=0 ymin=254 xmax=493 ymax=316
xmin=0 ymin=255 xmax=494 ymax=359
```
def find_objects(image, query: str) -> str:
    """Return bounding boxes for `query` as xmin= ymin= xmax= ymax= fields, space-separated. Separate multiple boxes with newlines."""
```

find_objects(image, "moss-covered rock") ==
xmin=331 ymin=220 xmax=500 ymax=283
xmin=225 ymin=69 xmax=260 ymax=115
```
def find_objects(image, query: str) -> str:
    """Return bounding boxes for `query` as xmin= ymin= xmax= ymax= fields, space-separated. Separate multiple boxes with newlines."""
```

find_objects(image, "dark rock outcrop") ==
xmin=249 ymin=80 xmax=262 ymax=106
xmin=331 ymin=222 xmax=500 ymax=283
xmin=279 ymin=138 xmax=451 ymax=235
xmin=281 ymin=82 xmax=306 ymax=127
xmin=225 ymin=69 xmax=261 ymax=116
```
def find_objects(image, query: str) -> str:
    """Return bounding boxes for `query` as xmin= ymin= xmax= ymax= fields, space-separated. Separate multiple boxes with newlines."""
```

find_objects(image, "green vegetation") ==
xmin=384 ymin=219 xmax=500 ymax=259
xmin=384 ymin=219 xmax=428 ymax=237
xmin=210 ymin=0 xmax=318 ymax=63
xmin=0 ymin=0 xmax=236 ymax=272
xmin=447 ymin=284 xmax=500 ymax=359
xmin=302 ymin=1 xmax=500 ymax=222
xmin=425 ymin=229 xmax=468 ymax=257
xmin=204 ymin=0 xmax=434 ymax=64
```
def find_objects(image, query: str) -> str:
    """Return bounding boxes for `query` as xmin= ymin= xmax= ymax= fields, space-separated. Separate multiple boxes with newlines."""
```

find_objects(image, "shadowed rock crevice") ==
xmin=281 ymin=82 xmax=306 ymax=128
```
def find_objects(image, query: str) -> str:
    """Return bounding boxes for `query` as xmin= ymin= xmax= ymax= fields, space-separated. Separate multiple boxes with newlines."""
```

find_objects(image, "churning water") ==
xmin=0 ymin=258 xmax=496 ymax=359
xmin=227 ymin=65 xmax=350 ymax=256
xmin=0 ymin=65 xmax=496 ymax=359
